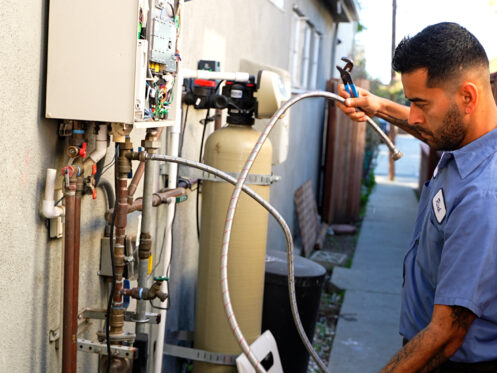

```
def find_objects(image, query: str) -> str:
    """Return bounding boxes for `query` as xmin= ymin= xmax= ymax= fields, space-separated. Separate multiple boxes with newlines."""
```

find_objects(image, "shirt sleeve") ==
xmin=434 ymin=189 xmax=497 ymax=317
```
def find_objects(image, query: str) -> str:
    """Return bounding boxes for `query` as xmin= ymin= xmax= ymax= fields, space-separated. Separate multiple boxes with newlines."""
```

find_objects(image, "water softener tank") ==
xmin=194 ymin=80 xmax=273 ymax=373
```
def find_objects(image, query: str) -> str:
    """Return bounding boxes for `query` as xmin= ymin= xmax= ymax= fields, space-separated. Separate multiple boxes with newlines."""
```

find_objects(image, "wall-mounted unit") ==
xmin=46 ymin=0 xmax=178 ymax=127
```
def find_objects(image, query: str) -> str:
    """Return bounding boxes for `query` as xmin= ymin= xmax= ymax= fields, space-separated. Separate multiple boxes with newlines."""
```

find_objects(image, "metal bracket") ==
xmin=81 ymin=308 xmax=161 ymax=325
xmin=160 ymin=164 xmax=281 ymax=185
xmin=77 ymin=339 xmax=136 ymax=359
xmin=164 ymin=344 xmax=237 ymax=366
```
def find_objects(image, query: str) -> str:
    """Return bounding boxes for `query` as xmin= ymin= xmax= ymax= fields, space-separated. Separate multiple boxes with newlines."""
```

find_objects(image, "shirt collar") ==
xmin=445 ymin=127 xmax=497 ymax=179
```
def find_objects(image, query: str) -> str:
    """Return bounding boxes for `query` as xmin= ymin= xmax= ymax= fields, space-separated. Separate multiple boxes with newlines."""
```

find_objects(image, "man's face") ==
xmin=401 ymin=69 xmax=467 ymax=151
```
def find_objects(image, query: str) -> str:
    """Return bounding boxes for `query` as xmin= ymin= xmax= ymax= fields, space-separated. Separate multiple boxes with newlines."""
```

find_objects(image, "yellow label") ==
xmin=148 ymin=254 xmax=153 ymax=275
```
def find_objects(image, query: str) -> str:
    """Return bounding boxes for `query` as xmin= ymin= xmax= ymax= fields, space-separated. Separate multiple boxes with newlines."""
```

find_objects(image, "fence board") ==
xmin=321 ymin=79 xmax=368 ymax=224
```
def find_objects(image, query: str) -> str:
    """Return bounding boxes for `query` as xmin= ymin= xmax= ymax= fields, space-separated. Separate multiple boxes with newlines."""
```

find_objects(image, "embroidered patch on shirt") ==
xmin=432 ymin=189 xmax=446 ymax=224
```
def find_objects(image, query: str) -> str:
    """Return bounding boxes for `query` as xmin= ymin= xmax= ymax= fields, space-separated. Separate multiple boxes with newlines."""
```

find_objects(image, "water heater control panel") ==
xmin=46 ymin=0 xmax=179 ymax=127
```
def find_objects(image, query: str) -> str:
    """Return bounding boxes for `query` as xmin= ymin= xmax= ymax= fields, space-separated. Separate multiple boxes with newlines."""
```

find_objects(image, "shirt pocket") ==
xmin=403 ymin=237 xmax=419 ymax=287
xmin=415 ymin=217 xmax=443 ymax=288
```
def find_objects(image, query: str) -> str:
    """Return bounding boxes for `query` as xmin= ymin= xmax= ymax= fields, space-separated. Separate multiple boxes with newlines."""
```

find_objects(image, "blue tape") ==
xmin=139 ymin=288 xmax=143 ymax=300
xmin=72 ymin=129 xmax=85 ymax=134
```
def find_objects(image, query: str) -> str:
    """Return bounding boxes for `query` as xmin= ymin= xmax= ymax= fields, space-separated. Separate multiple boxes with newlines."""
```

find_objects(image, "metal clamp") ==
xmin=161 ymin=165 xmax=281 ymax=185
xmin=77 ymin=339 xmax=136 ymax=359
xmin=164 ymin=344 xmax=237 ymax=366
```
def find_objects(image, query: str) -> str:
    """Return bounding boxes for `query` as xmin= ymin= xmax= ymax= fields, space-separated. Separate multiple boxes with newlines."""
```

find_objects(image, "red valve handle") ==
xmin=92 ymin=188 xmax=97 ymax=200
xmin=79 ymin=142 xmax=87 ymax=158
xmin=61 ymin=166 xmax=74 ymax=178
xmin=92 ymin=163 xmax=97 ymax=176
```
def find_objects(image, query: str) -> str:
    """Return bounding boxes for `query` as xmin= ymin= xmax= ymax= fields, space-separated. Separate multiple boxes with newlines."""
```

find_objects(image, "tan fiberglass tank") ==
xmin=194 ymin=123 xmax=273 ymax=373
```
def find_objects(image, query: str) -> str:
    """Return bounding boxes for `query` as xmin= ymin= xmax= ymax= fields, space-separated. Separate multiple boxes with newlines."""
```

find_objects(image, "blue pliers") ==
xmin=336 ymin=57 xmax=358 ymax=98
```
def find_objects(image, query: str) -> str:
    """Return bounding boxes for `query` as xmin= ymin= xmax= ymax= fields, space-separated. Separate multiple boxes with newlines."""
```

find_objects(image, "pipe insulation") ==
xmin=220 ymin=91 xmax=403 ymax=373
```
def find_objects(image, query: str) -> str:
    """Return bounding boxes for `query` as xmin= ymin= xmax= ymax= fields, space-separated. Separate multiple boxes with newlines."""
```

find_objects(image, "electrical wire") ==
xmin=54 ymin=195 xmax=65 ymax=206
xmin=219 ymin=91 xmax=403 ymax=373
xmin=105 ymin=144 xmax=119 ymax=373
xmin=196 ymin=108 xmax=211 ymax=239
xmin=178 ymin=104 xmax=189 ymax=157
xmin=149 ymin=298 xmax=169 ymax=311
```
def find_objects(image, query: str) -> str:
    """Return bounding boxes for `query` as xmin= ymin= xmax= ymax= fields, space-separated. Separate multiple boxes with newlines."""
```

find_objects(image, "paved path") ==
xmin=328 ymin=135 xmax=421 ymax=373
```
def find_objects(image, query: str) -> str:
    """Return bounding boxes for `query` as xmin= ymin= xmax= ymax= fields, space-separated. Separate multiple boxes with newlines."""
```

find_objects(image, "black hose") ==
xmin=196 ymin=108 xmax=210 ymax=239
xmin=97 ymin=179 xmax=116 ymax=210
xmin=105 ymin=144 xmax=119 ymax=373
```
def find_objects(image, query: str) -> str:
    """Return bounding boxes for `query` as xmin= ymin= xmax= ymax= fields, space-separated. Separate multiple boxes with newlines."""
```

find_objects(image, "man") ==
xmin=337 ymin=22 xmax=497 ymax=372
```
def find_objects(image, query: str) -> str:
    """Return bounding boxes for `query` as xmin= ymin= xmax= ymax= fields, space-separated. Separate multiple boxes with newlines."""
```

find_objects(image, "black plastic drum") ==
xmin=262 ymin=250 xmax=326 ymax=373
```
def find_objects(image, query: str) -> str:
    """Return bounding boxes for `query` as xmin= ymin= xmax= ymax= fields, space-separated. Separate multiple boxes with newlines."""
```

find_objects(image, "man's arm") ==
xmin=380 ymin=304 xmax=476 ymax=373
xmin=335 ymin=85 xmax=429 ymax=142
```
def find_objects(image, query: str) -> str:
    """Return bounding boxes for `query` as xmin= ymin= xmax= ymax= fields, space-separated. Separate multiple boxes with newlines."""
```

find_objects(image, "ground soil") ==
xmin=306 ymin=233 xmax=359 ymax=373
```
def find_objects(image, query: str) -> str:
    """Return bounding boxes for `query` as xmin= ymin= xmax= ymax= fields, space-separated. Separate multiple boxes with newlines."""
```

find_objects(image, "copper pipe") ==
xmin=127 ymin=127 xmax=163 ymax=205
xmin=128 ymin=187 xmax=186 ymax=213
xmin=105 ymin=186 xmax=189 ymax=222
xmin=73 ymin=175 xmax=83 ymax=350
xmin=62 ymin=177 xmax=76 ymax=373
xmin=127 ymin=161 xmax=144 ymax=205
xmin=110 ymin=138 xmax=132 ymax=336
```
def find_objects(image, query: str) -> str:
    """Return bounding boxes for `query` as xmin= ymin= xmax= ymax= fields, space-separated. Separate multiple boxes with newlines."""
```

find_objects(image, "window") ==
xmin=268 ymin=0 xmax=285 ymax=10
xmin=290 ymin=8 xmax=321 ymax=91
xmin=309 ymin=31 xmax=322 ymax=90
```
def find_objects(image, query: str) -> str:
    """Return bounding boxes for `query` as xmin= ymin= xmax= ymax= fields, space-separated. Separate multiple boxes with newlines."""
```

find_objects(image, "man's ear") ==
xmin=459 ymin=82 xmax=478 ymax=114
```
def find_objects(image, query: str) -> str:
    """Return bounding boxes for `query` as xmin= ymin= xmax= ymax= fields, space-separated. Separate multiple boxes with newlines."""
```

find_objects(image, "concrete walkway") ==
xmin=328 ymin=135 xmax=421 ymax=373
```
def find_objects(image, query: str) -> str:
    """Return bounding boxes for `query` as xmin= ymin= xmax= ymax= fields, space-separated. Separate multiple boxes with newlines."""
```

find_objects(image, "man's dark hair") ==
xmin=392 ymin=22 xmax=489 ymax=87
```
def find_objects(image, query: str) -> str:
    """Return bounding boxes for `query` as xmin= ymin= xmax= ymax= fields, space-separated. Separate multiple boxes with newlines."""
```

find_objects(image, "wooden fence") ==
xmin=321 ymin=78 xmax=369 ymax=224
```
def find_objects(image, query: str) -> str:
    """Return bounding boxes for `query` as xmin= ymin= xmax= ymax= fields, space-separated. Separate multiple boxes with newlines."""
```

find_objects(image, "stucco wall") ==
xmin=164 ymin=0 xmax=341 ymax=370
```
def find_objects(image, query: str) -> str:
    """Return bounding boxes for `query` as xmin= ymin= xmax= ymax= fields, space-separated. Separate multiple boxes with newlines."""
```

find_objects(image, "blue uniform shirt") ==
xmin=400 ymin=127 xmax=497 ymax=362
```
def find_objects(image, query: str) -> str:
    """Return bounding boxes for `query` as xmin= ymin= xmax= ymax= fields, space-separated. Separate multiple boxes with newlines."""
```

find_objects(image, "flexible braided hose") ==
xmin=219 ymin=91 xmax=403 ymax=373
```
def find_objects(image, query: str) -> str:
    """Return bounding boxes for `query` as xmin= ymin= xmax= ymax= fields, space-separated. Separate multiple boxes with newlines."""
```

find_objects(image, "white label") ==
xmin=231 ymin=89 xmax=243 ymax=99
xmin=432 ymin=189 xmax=446 ymax=224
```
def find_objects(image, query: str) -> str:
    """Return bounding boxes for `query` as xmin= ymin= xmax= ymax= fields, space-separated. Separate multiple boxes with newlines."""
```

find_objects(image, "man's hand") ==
xmin=336 ymin=84 xmax=383 ymax=122
xmin=381 ymin=304 xmax=476 ymax=373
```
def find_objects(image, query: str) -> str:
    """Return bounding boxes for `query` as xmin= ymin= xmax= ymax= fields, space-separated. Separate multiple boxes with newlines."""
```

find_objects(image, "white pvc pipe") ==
xmin=42 ymin=168 xmax=64 ymax=218
xmin=153 ymin=2 xmax=183 ymax=371
xmin=182 ymin=68 xmax=251 ymax=83
xmin=89 ymin=124 xmax=108 ymax=164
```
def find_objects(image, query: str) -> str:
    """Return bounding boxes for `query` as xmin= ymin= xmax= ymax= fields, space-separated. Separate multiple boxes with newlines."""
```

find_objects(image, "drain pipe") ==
xmin=153 ymin=60 xmax=184 ymax=373
xmin=153 ymin=120 xmax=180 ymax=373
xmin=72 ymin=168 xmax=83 ymax=364
xmin=42 ymin=168 xmax=65 ymax=219
xmin=136 ymin=128 xmax=161 ymax=334
xmin=84 ymin=123 xmax=108 ymax=174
